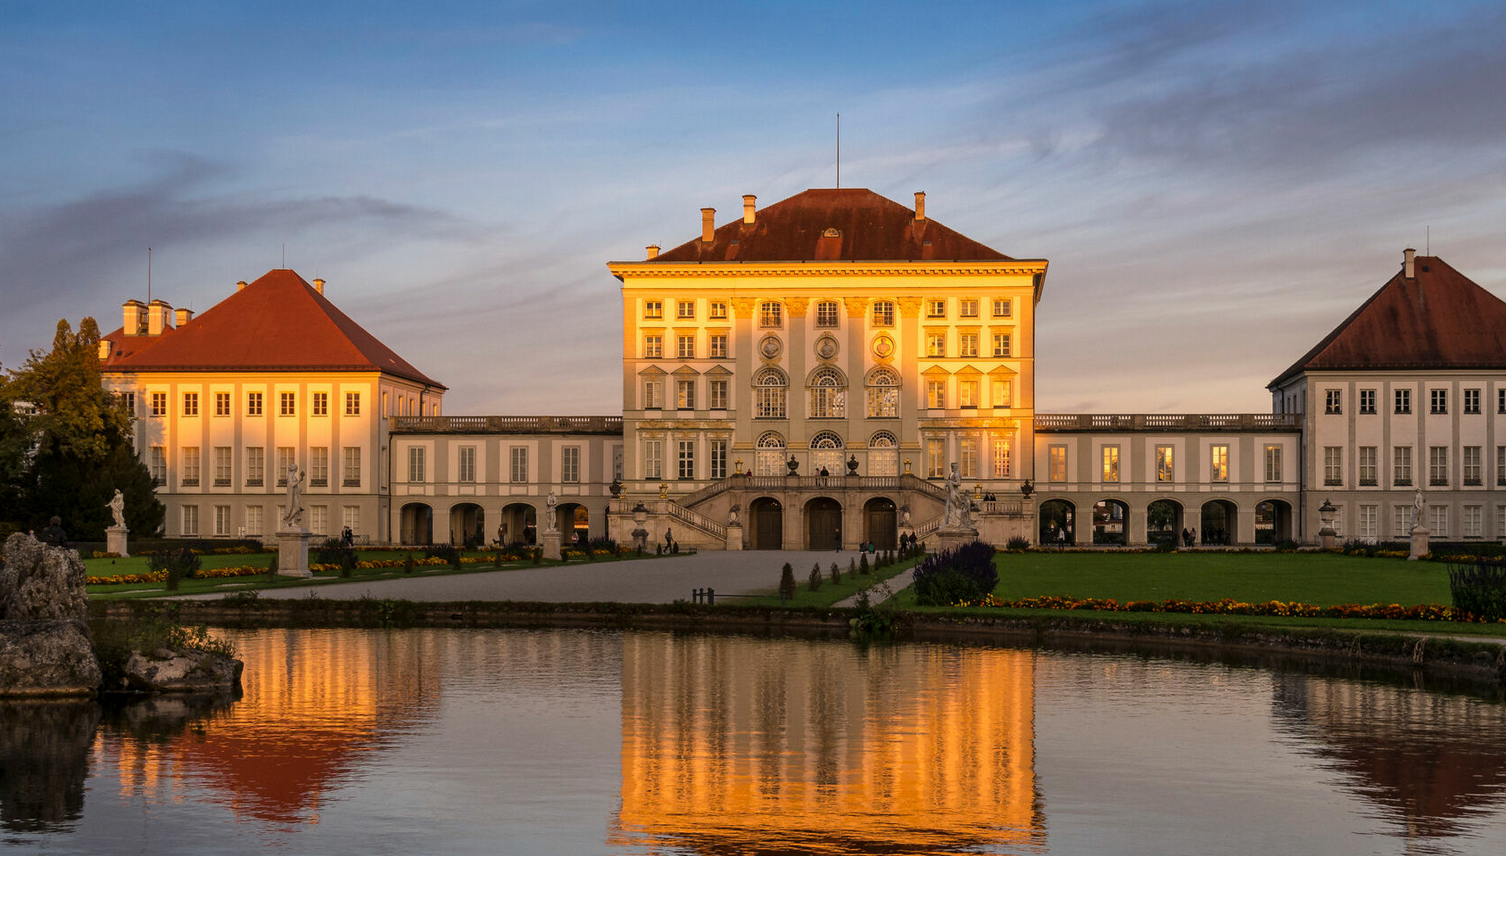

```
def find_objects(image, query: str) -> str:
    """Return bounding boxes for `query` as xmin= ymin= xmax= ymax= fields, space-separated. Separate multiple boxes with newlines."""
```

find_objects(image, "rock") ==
xmin=121 ymin=647 xmax=243 ymax=693
xmin=0 ymin=532 xmax=88 ymax=621
xmin=0 ymin=700 xmax=99 ymax=831
xmin=0 ymin=621 xmax=102 ymax=697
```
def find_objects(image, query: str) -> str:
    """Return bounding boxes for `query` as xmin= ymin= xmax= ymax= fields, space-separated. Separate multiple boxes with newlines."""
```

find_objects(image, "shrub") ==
xmin=403 ymin=553 xmax=415 ymax=573
xmin=808 ymin=563 xmax=823 ymax=591
xmin=531 ymin=547 xmax=543 ymax=565
xmin=859 ymin=553 xmax=869 ymax=575
xmin=431 ymin=543 xmax=462 ymax=570
xmin=147 ymin=547 xmax=200 ymax=590
xmin=830 ymin=562 xmax=841 ymax=585
xmin=1005 ymin=536 xmax=1030 ymax=551
xmin=493 ymin=550 xmax=503 ymax=568
xmin=1274 ymin=539 xmax=1300 ymax=552
xmin=913 ymin=541 xmax=998 ymax=606
xmin=1154 ymin=538 xmax=1177 ymax=553
xmin=562 ymin=544 xmax=570 ymax=563
xmin=314 ymin=538 xmax=358 ymax=576
xmin=1448 ymin=560 xmax=1506 ymax=620
xmin=779 ymin=562 xmax=797 ymax=601
xmin=848 ymin=558 xmax=857 ymax=578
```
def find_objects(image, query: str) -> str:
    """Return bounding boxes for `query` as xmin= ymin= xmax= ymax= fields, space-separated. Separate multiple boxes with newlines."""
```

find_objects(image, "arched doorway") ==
xmin=864 ymin=497 xmax=897 ymax=550
xmin=1038 ymin=499 xmax=1075 ymax=547
xmin=868 ymin=431 xmax=898 ymax=477
xmin=805 ymin=497 xmax=843 ymax=549
xmin=1256 ymin=499 xmax=1294 ymax=545
xmin=557 ymin=503 xmax=590 ymax=545
xmin=1092 ymin=499 xmax=1129 ymax=545
xmin=749 ymin=497 xmax=783 ymax=550
xmin=399 ymin=503 xmax=433 ymax=546
xmin=501 ymin=503 xmax=536 ymax=545
xmin=449 ymin=503 xmax=485 ymax=547
xmin=1147 ymin=499 xmax=1184 ymax=546
xmin=810 ymin=432 xmax=844 ymax=478
xmin=1201 ymin=499 xmax=1238 ymax=546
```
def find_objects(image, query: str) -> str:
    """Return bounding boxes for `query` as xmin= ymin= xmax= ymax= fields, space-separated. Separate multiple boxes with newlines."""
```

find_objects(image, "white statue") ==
xmin=107 ymin=490 xmax=126 ymax=529
xmin=283 ymin=464 xmax=307 ymax=528
xmin=545 ymin=489 xmax=558 ymax=531
xmin=1412 ymin=488 xmax=1425 ymax=529
xmin=943 ymin=462 xmax=971 ymax=528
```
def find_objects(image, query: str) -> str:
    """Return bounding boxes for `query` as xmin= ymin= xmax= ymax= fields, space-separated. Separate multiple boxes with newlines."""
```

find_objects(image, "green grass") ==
xmin=727 ymin=554 xmax=918 ymax=609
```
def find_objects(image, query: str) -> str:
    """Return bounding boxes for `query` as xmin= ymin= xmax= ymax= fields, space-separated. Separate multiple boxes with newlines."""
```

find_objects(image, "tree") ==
xmin=1 ymin=318 xmax=164 ymax=539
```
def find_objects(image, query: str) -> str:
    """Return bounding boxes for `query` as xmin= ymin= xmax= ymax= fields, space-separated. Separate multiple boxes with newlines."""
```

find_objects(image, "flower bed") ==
xmin=947 ymin=594 xmax=1500 ymax=623
xmin=83 ymin=548 xmax=613 ymax=585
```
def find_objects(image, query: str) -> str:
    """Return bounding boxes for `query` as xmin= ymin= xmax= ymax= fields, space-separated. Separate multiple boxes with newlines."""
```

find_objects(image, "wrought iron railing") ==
xmin=1034 ymin=413 xmax=1300 ymax=432
xmin=390 ymin=415 xmax=624 ymax=434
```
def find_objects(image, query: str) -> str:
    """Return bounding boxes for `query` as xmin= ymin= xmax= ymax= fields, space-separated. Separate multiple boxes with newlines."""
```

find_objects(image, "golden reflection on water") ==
xmin=610 ymin=635 xmax=1043 ymax=854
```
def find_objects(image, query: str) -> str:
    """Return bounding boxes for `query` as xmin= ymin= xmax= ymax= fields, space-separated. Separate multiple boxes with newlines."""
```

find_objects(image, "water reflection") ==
xmin=0 ymin=702 xmax=99 ymax=833
xmin=611 ymin=635 xmax=1044 ymax=853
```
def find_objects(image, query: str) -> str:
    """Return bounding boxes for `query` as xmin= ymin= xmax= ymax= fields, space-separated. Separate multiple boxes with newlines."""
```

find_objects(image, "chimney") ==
xmin=147 ymin=299 xmax=173 ymax=336
xmin=236 ymin=280 xmax=248 ymax=292
xmin=313 ymin=278 xmax=326 ymax=295
xmin=1403 ymin=247 xmax=1416 ymax=279
xmin=914 ymin=191 xmax=927 ymax=221
xmin=701 ymin=207 xmax=716 ymax=243
xmin=122 ymin=299 xmax=146 ymax=336
xmin=645 ymin=244 xmax=660 ymax=260
xmin=97 ymin=338 xmax=113 ymax=361
xmin=743 ymin=194 xmax=757 ymax=225
xmin=174 ymin=307 xmax=193 ymax=327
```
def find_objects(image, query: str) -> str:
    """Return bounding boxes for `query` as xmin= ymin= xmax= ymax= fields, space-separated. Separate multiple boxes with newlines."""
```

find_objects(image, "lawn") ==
xmin=728 ymin=553 xmax=918 ymax=609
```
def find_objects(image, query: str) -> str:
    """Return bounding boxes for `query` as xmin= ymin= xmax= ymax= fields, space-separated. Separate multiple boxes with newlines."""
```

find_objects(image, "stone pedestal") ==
xmin=541 ymin=527 xmax=562 ymax=560
xmin=1319 ymin=526 xmax=1338 ymax=550
xmin=276 ymin=530 xmax=311 ymax=578
xmin=105 ymin=525 xmax=129 ymax=558
xmin=725 ymin=523 xmax=744 ymax=551
xmin=631 ymin=528 xmax=649 ymax=552
xmin=934 ymin=524 xmax=980 ymax=553
xmin=1409 ymin=525 xmax=1430 ymax=560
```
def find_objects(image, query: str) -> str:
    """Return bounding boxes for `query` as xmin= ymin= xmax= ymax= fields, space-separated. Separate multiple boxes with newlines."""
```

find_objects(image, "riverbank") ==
xmin=91 ymin=595 xmax=1506 ymax=685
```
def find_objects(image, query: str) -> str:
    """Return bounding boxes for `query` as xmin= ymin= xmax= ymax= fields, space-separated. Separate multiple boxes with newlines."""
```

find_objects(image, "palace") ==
xmin=95 ymin=187 xmax=1506 ymax=550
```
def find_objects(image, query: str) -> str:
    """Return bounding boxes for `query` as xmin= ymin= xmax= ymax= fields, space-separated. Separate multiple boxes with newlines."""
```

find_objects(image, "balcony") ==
xmin=310 ymin=478 xmax=328 ymax=487
xmin=181 ymin=478 xmax=198 ymax=487
xmin=1035 ymin=412 xmax=1301 ymax=432
xmin=246 ymin=478 xmax=263 ymax=487
xmin=391 ymin=415 xmax=623 ymax=435
xmin=213 ymin=478 xmax=230 ymax=487
xmin=343 ymin=478 xmax=362 ymax=487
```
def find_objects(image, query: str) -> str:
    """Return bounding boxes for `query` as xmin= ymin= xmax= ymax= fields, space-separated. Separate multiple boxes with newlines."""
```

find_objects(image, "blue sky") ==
xmin=4 ymin=0 xmax=1505 ymax=413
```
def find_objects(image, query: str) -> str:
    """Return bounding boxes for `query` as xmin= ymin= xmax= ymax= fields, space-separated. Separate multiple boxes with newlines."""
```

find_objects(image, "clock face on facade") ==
xmin=872 ymin=334 xmax=895 ymax=359
xmin=815 ymin=336 xmax=838 ymax=359
xmin=760 ymin=335 xmax=782 ymax=359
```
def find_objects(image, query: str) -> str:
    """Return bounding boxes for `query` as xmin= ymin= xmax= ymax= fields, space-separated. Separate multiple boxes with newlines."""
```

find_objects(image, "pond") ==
xmin=3 ymin=627 xmax=1506 ymax=854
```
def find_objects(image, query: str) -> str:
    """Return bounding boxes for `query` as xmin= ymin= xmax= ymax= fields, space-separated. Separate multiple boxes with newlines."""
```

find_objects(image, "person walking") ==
xmin=1056 ymin=526 xmax=1066 ymax=550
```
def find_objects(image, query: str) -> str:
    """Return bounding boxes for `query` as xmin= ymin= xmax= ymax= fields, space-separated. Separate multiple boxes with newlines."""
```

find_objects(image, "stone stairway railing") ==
xmin=646 ymin=500 xmax=727 ymax=542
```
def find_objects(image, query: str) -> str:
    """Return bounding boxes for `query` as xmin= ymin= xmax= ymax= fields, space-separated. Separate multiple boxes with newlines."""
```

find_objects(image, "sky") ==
xmin=3 ymin=0 xmax=1505 ymax=414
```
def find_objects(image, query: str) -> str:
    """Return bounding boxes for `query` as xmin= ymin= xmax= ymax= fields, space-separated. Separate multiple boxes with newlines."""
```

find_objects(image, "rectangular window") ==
xmin=1394 ymin=389 xmax=1411 ymax=414
xmin=342 ymin=447 xmax=360 ymax=486
xmin=709 ymin=301 xmax=727 ymax=319
xmin=214 ymin=505 xmax=230 ymax=537
xmin=1393 ymin=446 xmax=1413 ymax=486
xmin=1498 ymin=446 xmax=1506 ymax=486
xmin=1359 ymin=389 xmax=1376 ymax=415
xmin=1156 ymin=446 xmax=1173 ymax=483
xmin=677 ymin=380 xmax=695 ymax=410
xmin=992 ymin=332 xmax=1011 ymax=357
xmin=510 ymin=447 xmax=528 ymax=483
xmin=245 ymin=505 xmax=263 ymax=537
xmin=1102 ymin=446 xmax=1120 ymax=483
xmin=1431 ymin=505 xmax=1448 ymax=538
xmin=345 ymin=392 xmax=360 ymax=416
xmin=247 ymin=392 xmax=263 ymax=416
xmin=755 ymin=381 xmax=786 ymax=418
xmin=342 ymin=505 xmax=360 ymax=536
xmin=926 ymin=379 xmax=946 ymax=409
xmin=310 ymin=447 xmax=329 ymax=486
xmin=562 ymin=446 xmax=580 ymax=483
xmin=246 ymin=447 xmax=264 ymax=486
xmin=644 ymin=380 xmax=663 ymax=410
xmin=926 ymin=332 xmax=946 ymax=357
xmin=1394 ymin=505 xmax=1410 ymax=540
xmin=1210 ymin=445 xmax=1228 ymax=482
xmin=214 ymin=392 xmax=230 ymax=416
xmin=277 ymin=447 xmax=295 ymax=486
xmin=992 ymin=299 xmax=1011 ymax=317
xmin=458 ymin=446 xmax=476 ymax=483
xmin=1324 ymin=389 xmax=1341 ymax=414
xmin=1499 ymin=388 xmax=1506 ymax=414
xmin=960 ymin=437 xmax=978 ymax=478
xmin=280 ymin=392 xmax=296 ymax=416
xmin=183 ymin=392 xmax=199 ymax=416
xmin=676 ymin=300 xmax=695 ymax=319
xmin=1264 ymin=445 xmax=1282 ymax=482
xmin=677 ymin=335 xmax=695 ymax=358
xmin=408 ymin=447 xmax=425 ymax=483
xmin=182 ymin=505 xmax=199 ymax=537
xmin=871 ymin=301 xmax=895 ymax=327
xmin=1465 ymin=388 xmax=1481 ymax=414
xmin=644 ymin=440 xmax=663 ymax=479
xmin=1431 ymin=389 xmax=1447 ymax=414
xmin=709 ymin=334 xmax=728 ymax=358
xmin=1359 ymin=504 xmax=1377 ymax=539
xmin=150 ymin=446 xmax=166 ymax=484
xmin=1050 ymin=446 xmax=1068 ymax=483
xmin=1464 ymin=445 xmax=1482 ymax=485
xmin=993 ymin=439 xmax=1011 ymax=478
xmin=150 ymin=392 xmax=167 ymax=416
xmin=927 ymin=299 xmax=945 ymax=318
xmin=1358 ymin=446 xmax=1377 ymax=485
xmin=959 ymin=333 xmax=979 ymax=357
xmin=815 ymin=301 xmax=839 ymax=328
xmin=959 ymin=299 xmax=978 ymax=317
xmin=709 ymin=440 xmax=727 ymax=479
xmin=959 ymin=378 xmax=980 ymax=409
xmin=1465 ymin=505 xmax=1483 ymax=539
xmin=928 ymin=439 xmax=946 ymax=478
xmin=312 ymin=392 xmax=329 ymax=416
xmin=310 ymin=505 xmax=328 ymax=536
xmin=182 ymin=447 xmax=200 ymax=486
xmin=759 ymin=302 xmax=782 ymax=328
xmin=1430 ymin=446 xmax=1449 ymax=486
xmin=991 ymin=378 xmax=1012 ymax=409
xmin=644 ymin=335 xmax=662 ymax=358
xmin=677 ymin=440 xmax=695 ymax=480
xmin=644 ymin=300 xmax=662 ymax=319
xmin=709 ymin=379 xmax=728 ymax=410
xmin=213 ymin=446 xmax=232 ymax=486
xmin=1324 ymin=446 xmax=1342 ymax=486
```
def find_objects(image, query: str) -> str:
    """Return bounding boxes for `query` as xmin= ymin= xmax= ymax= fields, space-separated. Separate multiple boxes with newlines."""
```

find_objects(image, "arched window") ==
xmin=869 ymin=431 xmax=899 ymax=477
xmin=810 ymin=431 xmax=844 ymax=476
xmin=756 ymin=431 xmax=786 ymax=476
xmin=866 ymin=367 xmax=900 ymax=418
xmin=754 ymin=368 xmax=788 ymax=419
xmin=807 ymin=367 xmax=847 ymax=418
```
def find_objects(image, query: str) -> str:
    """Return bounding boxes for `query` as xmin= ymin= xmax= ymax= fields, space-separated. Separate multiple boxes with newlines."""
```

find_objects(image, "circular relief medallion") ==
xmin=815 ymin=335 xmax=839 ymax=359
xmin=760 ymin=334 xmax=783 ymax=359
xmin=872 ymin=333 xmax=895 ymax=359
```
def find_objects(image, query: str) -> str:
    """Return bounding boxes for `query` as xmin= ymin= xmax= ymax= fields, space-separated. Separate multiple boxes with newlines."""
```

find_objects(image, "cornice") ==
xmin=609 ymin=260 xmax=1049 ymax=279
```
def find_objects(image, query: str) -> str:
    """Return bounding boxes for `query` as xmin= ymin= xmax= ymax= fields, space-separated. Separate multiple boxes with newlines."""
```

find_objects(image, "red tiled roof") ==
xmin=99 ymin=270 xmax=444 ymax=389
xmin=648 ymin=189 xmax=1014 ymax=263
xmin=1270 ymin=256 xmax=1506 ymax=388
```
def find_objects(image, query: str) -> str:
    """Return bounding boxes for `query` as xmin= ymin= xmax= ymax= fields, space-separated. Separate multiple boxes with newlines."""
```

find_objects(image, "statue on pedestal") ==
xmin=1412 ymin=488 xmax=1425 ymax=529
xmin=545 ymin=489 xmax=558 ymax=531
xmin=282 ymin=464 xmax=306 ymax=529
xmin=107 ymin=490 xmax=126 ymax=529
xmin=943 ymin=463 xmax=972 ymax=528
